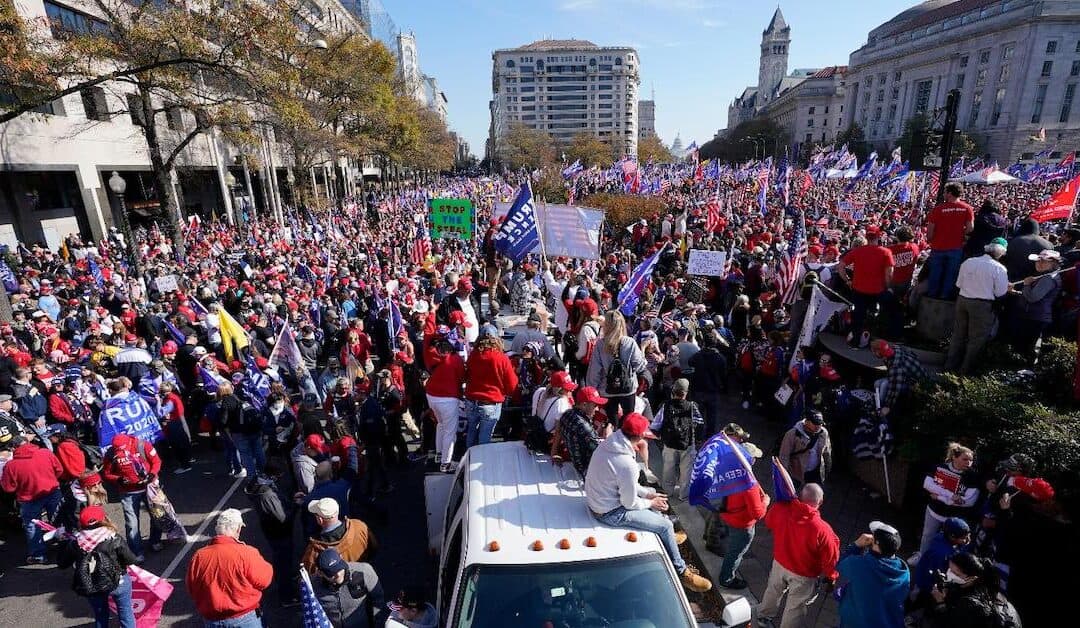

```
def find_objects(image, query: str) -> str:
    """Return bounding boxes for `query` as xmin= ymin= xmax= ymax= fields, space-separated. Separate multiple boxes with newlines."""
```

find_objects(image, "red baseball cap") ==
xmin=621 ymin=412 xmax=657 ymax=439
xmin=305 ymin=434 xmax=328 ymax=453
xmin=457 ymin=277 xmax=473 ymax=292
xmin=79 ymin=505 xmax=107 ymax=529
xmin=575 ymin=386 xmax=607 ymax=405
xmin=549 ymin=371 xmax=577 ymax=393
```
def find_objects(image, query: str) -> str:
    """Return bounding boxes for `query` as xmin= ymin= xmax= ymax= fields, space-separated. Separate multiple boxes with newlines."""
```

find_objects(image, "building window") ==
xmin=506 ymin=60 xmax=515 ymax=68
xmin=893 ymin=71 xmax=902 ymax=82
xmin=990 ymin=88 xmax=1005 ymax=126
xmin=914 ymin=79 xmax=933 ymax=114
xmin=976 ymin=69 xmax=987 ymax=86
xmin=1041 ymin=61 xmax=1053 ymax=77
xmin=1062 ymin=84 xmax=1076 ymax=123
xmin=44 ymin=0 xmax=109 ymax=38
xmin=1002 ymin=44 xmax=1015 ymax=61
xmin=873 ymin=106 xmax=882 ymax=121
xmin=1071 ymin=60 xmax=1080 ymax=77
xmin=807 ymin=119 xmax=814 ymax=127
xmin=1031 ymin=84 xmax=1048 ymax=123
xmin=126 ymin=94 xmax=145 ymax=127
xmin=956 ymin=73 xmax=965 ymax=88
xmin=824 ymin=105 xmax=829 ymax=114
xmin=978 ymin=49 xmax=990 ymax=64
xmin=968 ymin=91 xmax=982 ymax=128
xmin=999 ymin=64 xmax=1010 ymax=83
xmin=959 ymin=54 xmax=969 ymax=68
xmin=805 ymin=133 xmax=813 ymax=143
xmin=891 ymin=86 xmax=900 ymax=100
xmin=80 ymin=87 xmax=108 ymax=121
xmin=166 ymin=106 xmax=184 ymax=131
xmin=876 ymin=89 xmax=884 ymax=102
xmin=1046 ymin=41 xmax=1058 ymax=54
xmin=1076 ymin=40 xmax=1080 ymax=53
xmin=808 ymin=106 xmax=815 ymax=115
xmin=887 ymin=103 xmax=897 ymax=121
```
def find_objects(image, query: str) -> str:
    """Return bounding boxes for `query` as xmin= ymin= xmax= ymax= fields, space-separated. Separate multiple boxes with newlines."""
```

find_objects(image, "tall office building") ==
xmin=638 ymin=100 xmax=656 ymax=140
xmin=488 ymin=39 xmax=641 ymax=161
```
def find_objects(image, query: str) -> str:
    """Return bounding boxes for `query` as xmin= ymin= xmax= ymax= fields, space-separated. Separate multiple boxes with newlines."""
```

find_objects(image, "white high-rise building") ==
xmin=488 ymin=39 xmax=641 ymax=161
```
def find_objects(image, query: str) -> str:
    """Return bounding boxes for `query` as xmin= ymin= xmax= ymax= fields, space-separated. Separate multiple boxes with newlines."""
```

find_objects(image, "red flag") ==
xmin=694 ymin=162 xmax=704 ymax=182
xmin=1031 ymin=174 xmax=1080 ymax=223
xmin=705 ymin=196 xmax=722 ymax=233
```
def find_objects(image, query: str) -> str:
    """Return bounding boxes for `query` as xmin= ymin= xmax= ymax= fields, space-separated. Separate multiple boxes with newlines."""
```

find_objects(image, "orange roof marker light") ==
xmin=625 ymin=532 xmax=638 ymax=542
xmin=584 ymin=536 xmax=598 ymax=547
xmin=557 ymin=539 xmax=571 ymax=550
xmin=530 ymin=540 xmax=545 ymax=551
xmin=487 ymin=541 xmax=500 ymax=552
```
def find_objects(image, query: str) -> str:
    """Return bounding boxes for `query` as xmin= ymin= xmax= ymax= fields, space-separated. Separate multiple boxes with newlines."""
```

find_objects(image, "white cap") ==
xmin=307 ymin=497 xmax=339 ymax=519
xmin=216 ymin=508 xmax=244 ymax=533
xmin=869 ymin=520 xmax=899 ymax=536
xmin=1027 ymin=249 xmax=1061 ymax=262
xmin=412 ymin=300 xmax=430 ymax=315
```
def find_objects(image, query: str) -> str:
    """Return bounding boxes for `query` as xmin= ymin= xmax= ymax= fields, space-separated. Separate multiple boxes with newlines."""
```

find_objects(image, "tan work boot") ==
xmin=680 ymin=565 xmax=713 ymax=593
xmin=675 ymin=530 xmax=688 ymax=546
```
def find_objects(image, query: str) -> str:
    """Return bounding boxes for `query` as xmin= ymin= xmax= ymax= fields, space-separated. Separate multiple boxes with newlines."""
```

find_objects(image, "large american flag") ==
xmin=777 ymin=210 xmax=808 ymax=305
xmin=299 ymin=568 xmax=332 ymax=628
xmin=704 ymin=193 xmax=722 ymax=234
xmin=410 ymin=220 xmax=431 ymax=265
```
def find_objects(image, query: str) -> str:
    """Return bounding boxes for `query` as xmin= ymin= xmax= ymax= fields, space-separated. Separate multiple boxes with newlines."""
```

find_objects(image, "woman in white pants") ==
xmin=424 ymin=331 xmax=467 ymax=473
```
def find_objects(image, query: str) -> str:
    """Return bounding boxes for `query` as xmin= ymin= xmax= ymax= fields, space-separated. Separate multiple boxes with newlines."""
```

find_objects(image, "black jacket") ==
xmin=435 ymin=292 xmax=486 ymax=328
xmin=928 ymin=588 xmax=1021 ymax=628
xmin=688 ymin=347 xmax=728 ymax=394
xmin=58 ymin=532 xmax=138 ymax=594
xmin=245 ymin=476 xmax=295 ymax=541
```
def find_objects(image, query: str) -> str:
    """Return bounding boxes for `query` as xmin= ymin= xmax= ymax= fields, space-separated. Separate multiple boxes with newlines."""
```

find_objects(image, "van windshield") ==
xmin=453 ymin=554 xmax=695 ymax=628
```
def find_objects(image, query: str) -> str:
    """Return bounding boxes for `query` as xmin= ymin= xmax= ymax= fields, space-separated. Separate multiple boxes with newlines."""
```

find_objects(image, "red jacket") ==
xmin=48 ymin=393 xmax=76 ymax=424
xmin=101 ymin=435 xmax=162 ymax=493
xmin=0 ymin=443 xmax=62 ymax=502
xmin=186 ymin=535 xmax=273 ymax=620
xmin=54 ymin=438 xmax=101 ymax=486
xmin=464 ymin=348 xmax=518 ymax=403
xmin=425 ymin=348 xmax=466 ymax=399
xmin=720 ymin=485 xmax=768 ymax=529
xmin=764 ymin=499 xmax=841 ymax=579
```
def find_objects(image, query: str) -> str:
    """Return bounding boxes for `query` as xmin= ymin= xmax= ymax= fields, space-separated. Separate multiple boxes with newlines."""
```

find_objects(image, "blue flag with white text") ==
xmin=618 ymin=243 xmax=666 ymax=316
xmin=493 ymin=182 xmax=540 ymax=262
xmin=99 ymin=392 xmax=163 ymax=447
xmin=688 ymin=433 xmax=758 ymax=510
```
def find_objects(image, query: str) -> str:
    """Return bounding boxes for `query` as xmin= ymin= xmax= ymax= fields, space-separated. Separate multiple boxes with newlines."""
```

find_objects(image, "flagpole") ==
xmin=805 ymin=276 xmax=854 ymax=307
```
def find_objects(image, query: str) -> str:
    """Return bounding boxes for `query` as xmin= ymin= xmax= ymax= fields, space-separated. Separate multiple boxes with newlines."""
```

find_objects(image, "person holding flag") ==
xmin=715 ymin=440 xmax=769 ymax=590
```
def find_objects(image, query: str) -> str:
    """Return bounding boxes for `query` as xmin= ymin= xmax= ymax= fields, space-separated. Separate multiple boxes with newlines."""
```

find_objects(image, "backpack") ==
xmin=605 ymin=339 xmax=635 ymax=396
xmin=72 ymin=540 xmax=122 ymax=597
xmin=524 ymin=395 xmax=562 ymax=454
xmin=563 ymin=331 xmax=579 ymax=361
xmin=659 ymin=401 xmax=695 ymax=451
xmin=78 ymin=441 xmax=104 ymax=474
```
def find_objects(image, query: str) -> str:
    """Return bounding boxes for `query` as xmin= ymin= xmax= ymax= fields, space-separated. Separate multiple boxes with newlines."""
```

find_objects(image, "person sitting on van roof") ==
xmin=551 ymin=386 xmax=611 ymax=478
xmin=584 ymin=413 xmax=712 ymax=594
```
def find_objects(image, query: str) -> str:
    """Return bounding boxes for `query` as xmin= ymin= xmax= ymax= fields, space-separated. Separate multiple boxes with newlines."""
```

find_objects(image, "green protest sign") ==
xmin=429 ymin=198 xmax=475 ymax=240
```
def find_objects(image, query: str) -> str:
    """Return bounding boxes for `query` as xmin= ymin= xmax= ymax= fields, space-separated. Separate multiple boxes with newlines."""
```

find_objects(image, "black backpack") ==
xmin=563 ymin=331 xmax=579 ymax=360
xmin=78 ymin=441 xmax=104 ymax=473
xmin=659 ymin=401 xmax=695 ymax=451
xmin=605 ymin=339 xmax=635 ymax=396
xmin=524 ymin=395 xmax=562 ymax=454
xmin=72 ymin=540 xmax=122 ymax=597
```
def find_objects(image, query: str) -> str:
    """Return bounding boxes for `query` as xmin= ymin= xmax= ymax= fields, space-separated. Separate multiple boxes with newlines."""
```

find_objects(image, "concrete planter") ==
xmin=850 ymin=455 xmax=911 ymax=508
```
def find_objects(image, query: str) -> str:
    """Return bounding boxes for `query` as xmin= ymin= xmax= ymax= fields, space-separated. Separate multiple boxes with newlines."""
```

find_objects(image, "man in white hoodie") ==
xmin=584 ymin=412 xmax=712 ymax=593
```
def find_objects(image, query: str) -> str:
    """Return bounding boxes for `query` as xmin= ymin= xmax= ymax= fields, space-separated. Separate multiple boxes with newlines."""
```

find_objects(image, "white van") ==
xmin=424 ymin=441 xmax=751 ymax=628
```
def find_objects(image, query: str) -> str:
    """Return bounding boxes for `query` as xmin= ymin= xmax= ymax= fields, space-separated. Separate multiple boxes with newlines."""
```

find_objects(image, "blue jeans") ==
xmin=88 ymin=572 xmax=136 ymax=628
xmin=203 ymin=610 xmax=263 ymax=627
xmin=234 ymin=432 xmax=266 ymax=476
xmin=927 ymin=248 xmax=963 ymax=299
xmin=223 ymin=434 xmax=242 ymax=475
xmin=20 ymin=489 xmax=61 ymax=560
xmin=120 ymin=491 xmax=161 ymax=556
xmin=718 ymin=525 xmax=755 ymax=584
xmin=465 ymin=400 xmax=501 ymax=448
xmin=596 ymin=506 xmax=686 ymax=573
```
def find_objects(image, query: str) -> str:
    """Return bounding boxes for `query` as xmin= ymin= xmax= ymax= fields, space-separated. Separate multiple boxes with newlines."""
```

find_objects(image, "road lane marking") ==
xmin=161 ymin=475 xmax=246 ymax=580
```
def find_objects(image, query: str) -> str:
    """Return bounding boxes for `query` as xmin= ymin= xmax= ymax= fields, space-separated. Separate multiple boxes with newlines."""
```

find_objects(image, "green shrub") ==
xmin=1034 ymin=337 xmax=1077 ymax=409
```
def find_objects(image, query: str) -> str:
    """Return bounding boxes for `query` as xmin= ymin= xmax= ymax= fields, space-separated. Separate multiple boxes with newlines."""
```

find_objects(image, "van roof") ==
xmin=462 ymin=441 xmax=666 ymax=566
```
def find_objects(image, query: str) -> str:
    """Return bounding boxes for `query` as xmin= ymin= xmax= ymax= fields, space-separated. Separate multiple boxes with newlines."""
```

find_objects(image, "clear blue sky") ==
xmin=387 ymin=0 xmax=916 ymax=157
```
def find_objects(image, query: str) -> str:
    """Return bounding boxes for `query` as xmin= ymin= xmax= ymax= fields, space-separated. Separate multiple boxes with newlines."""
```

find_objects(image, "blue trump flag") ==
xmin=493 ymin=182 xmax=540 ymax=262
xmin=688 ymin=432 xmax=758 ymax=510
xmin=772 ymin=457 xmax=799 ymax=502
xmin=618 ymin=242 xmax=668 ymax=316
xmin=87 ymin=257 xmax=104 ymax=289
xmin=0 ymin=259 xmax=18 ymax=293
xmin=99 ymin=392 xmax=163 ymax=447
xmin=242 ymin=356 xmax=270 ymax=411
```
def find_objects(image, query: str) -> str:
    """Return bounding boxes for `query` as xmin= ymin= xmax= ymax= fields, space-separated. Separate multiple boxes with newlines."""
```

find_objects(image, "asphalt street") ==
xmin=0 ymin=437 xmax=431 ymax=627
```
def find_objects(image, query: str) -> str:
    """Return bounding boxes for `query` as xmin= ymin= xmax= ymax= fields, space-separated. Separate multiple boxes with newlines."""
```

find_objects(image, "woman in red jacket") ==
xmin=426 ymin=330 xmax=466 ymax=473
xmin=463 ymin=326 xmax=518 ymax=449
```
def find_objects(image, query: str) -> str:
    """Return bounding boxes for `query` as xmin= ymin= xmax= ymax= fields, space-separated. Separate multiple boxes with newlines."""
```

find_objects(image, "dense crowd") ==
xmin=0 ymin=156 xmax=1072 ymax=627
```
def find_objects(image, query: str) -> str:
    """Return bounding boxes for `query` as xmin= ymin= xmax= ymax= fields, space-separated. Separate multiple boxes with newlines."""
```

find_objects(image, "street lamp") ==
xmin=107 ymin=171 xmax=140 ymax=278
xmin=224 ymin=171 xmax=242 ymax=226
xmin=285 ymin=170 xmax=296 ymax=205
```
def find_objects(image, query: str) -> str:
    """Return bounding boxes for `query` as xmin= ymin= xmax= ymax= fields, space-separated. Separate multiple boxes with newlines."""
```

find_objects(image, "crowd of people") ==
xmin=0 ymin=153 xmax=1073 ymax=626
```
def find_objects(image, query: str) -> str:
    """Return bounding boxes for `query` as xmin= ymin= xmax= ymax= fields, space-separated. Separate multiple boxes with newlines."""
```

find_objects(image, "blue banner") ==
xmin=0 ymin=259 xmax=17 ymax=293
xmin=688 ymin=433 xmax=758 ymax=510
xmin=99 ymin=392 xmax=163 ymax=447
xmin=493 ymin=182 xmax=540 ymax=262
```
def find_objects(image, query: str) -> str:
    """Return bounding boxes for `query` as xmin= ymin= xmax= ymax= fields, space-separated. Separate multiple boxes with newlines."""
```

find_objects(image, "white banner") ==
xmin=790 ymin=285 xmax=848 ymax=369
xmin=687 ymin=250 xmax=727 ymax=276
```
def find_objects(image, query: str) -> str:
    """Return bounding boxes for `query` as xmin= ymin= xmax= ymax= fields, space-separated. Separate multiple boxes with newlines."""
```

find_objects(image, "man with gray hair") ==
xmin=186 ymin=508 xmax=273 ymax=627
xmin=757 ymin=484 xmax=841 ymax=628
xmin=945 ymin=237 xmax=1009 ymax=374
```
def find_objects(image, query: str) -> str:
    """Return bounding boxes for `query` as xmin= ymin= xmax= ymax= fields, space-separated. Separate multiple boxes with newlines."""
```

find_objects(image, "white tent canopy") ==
xmin=958 ymin=168 xmax=1020 ymax=184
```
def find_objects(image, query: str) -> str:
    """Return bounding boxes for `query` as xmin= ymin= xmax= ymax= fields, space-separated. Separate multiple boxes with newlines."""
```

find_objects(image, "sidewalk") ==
xmin=662 ymin=391 xmax=920 ymax=627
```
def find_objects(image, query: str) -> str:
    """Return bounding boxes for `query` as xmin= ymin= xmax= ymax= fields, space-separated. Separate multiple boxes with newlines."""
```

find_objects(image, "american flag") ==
xmin=410 ymin=221 xmax=431 ymax=265
xmin=777 ymin=210 xmax=808 ymax=305
xmin=660 ymin=310 xmax=676 ymax=331
xmin=926 ymin=171 xmax=941 ymax=203
xmin=704 ymin=193 xmax=722 ymax=234
xmin=299 ymin=568 xmax=333 ymax=628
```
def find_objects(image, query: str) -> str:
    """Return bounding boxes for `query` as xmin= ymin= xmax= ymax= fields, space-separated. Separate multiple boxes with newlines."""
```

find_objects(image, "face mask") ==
xmin=945 ymin=569 xmax=968 ymax=585
xmin=270 ymin=404 xmax=285 ymax=415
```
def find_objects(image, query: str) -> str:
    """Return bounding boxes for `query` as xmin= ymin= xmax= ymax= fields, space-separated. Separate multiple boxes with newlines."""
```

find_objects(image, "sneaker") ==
xmin=150 ymin=542 xmax=164 ymax=552
xmin=25 ymin=557 xmax=47 ymax=565
xmin=440 ymin=463 xmax=453 ymax=474
xmin=233 ymin=469 xmax=248 ymax=479
xmin=674 ymin=530 xmax=688 ymax=546
xmin=680 ymin=566 xmax=713 ymax=593
xmin=174 ymin=467 xmax=192 ymax=475
xmin=720 ymin=576 xmax=748 ymax=590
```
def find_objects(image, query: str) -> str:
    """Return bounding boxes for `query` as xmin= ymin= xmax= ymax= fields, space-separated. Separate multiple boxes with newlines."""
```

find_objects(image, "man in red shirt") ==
xmin=757 ymin=484 xmax=841 ymax=628
xmin=0 ymin=435 xmax=63 ymax=563
xmin=186 ymin=508 xmax=273 ymax=627
xmin=926 ymin=182 xmax=974 ymax=299
xmin=838 ymin=227 xmax=896 ymax=344
xmin=888 ymin=226 xmax=921 ymax=325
